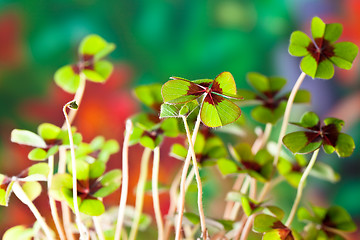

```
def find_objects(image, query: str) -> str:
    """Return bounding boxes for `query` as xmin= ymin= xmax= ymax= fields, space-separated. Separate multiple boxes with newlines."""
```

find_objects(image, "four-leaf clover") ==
xmin=162 ymin=72 xmax=242 ymax=128
xmin=289 ymin=17 xmax=358 ymax=79
xmin=282 ymin=112 xmax=355 ymax=157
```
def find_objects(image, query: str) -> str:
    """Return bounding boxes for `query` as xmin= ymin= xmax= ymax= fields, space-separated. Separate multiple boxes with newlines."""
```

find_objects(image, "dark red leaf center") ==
xmin=307 ymin=38 xmax=335 ymax=63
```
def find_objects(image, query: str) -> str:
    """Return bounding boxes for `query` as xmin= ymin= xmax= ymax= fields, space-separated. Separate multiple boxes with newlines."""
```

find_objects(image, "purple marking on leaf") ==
xmin=44 ymin=139 xmax=63 ymax=150
xmin=203 ymin=93 xmax=224 ymax=105
xmin=277 ymin=229 xmax=294 ymax=240
xmin=271 ymin=220 xmax=287 ymax=229
xmin=322 ymin=124 xmax=339 ymax=147
xmin=249 ymin=201 xmax=258 ymax=210
xmin=291 ymin=163 xmax=303 ymax=173
xmin=304 ymin=131 xmax=322 ymax=143
xmin=307 ymin=38 xmax=335 ymax=63
xmin=0 ymin=176 xmax=11 ymax=190
xmin=186 ymin=82 xmax=207 ymax=96
xmin=242 ymin=161 xmax=262 ymax=172
xmin=211 ymin=80 xmax=223 ymax=94
xmin=72 ymin=64 xmax=81 ymax=75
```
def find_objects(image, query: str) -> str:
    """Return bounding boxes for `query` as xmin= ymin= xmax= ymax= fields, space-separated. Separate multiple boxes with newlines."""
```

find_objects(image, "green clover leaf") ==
xmin=170 ymin=130 xmax=227 ymax=167
xmin=162 ymin=72 xmax=242 ymax=128
xmin=289 ymin=17 xmax=358 ymax=79
xmin=55 ymin=34 xmax=115 ymax=93
xmin=298 ymin=205 xmax=356 ymax=238
xmin=238 ymin=72 xmax=311 ymax=124
xmin=283 ymin=112 xmax=355 ymax=157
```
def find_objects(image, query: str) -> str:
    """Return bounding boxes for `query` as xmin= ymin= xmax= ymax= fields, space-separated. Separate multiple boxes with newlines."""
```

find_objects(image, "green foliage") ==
xmin=298 ymin=205 xmax=356 ymax=239
xmin=218 ymin=143 xmax=273 ymax=182
xmin=289 ymin=17 xmax=358 ymax=79
xmin=238 ymin=72 xmax=311 ymax=124
xmin=161 ymin=72 xmax=242 ymax=128
xmin=54 ymin=34 xmax=115 ymax=93
xmin=254 ymin=214 xmax=297 ymax=240
xmin=2 ymin=225 xmax=34 ymax=240
xmin=277 ymin=154 xmax=339 ymax=188
xmin=283 ymin=112 xmax=355 ymax=157
xmin=170 ymin=131 xmax=227 ymax=167
xmin=50 ymin=155 xmax=121 ymax=216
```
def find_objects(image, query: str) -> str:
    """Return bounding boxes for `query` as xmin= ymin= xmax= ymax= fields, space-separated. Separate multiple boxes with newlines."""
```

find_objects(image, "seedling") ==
xmin=1 ymin=17 xmax=358 ymax=240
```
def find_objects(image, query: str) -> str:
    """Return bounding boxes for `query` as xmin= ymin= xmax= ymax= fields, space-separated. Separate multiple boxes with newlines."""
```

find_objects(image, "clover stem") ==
xmin=164 ymin=168 xmax=182 ymax=240
xmin=12 ymin=181 xmax=54 ymax=240
xmin=58 ymin=72 xmax=86 ymax=240
xmin=61 ymin=73 xmax=86 ymax=129
xmin=63 ymin=101 xmax=88 ymax=240
xmin=175 ymin=114 xmax=201 ymax=240
xmin=93 ymin=216 xmax=105 ymax=240
xmin=258 ymin=71 xmax=307 ymax=202
xmin=239 ymin=214 xmax=256 ymax=240
xmin=251 ymin=123 xmax=272 ymax=153
xmin=224 ymin=123 xmax=272 ymax=220
xmin=152 ymin=146 xmax=164 ymax=240
xmin=229 ymin=176 xmax=251 ymax=220
xmin=115 ymin=120 xmax=133 ymax=240
xmin=47 ymin=155 xmax=66 ymax=240
xmin=223 ymin=175 xmax=245 ymax=219
xmin=129 ymin=147 xmax=152 ymax=240
xmin=285 ymin=148 xmax=320 ymax=227
xmin=181 ymin=115 xmax=208 ymax=239
xmin=274 ymin=71 xmax=307 ymax=169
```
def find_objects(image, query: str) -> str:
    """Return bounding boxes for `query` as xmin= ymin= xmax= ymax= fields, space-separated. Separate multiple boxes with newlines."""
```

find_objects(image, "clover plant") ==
xmin=1 ymin=17 xmax=359 ymax=240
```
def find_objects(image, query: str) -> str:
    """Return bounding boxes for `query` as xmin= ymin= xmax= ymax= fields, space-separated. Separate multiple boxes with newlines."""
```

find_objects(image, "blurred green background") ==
xmin=1 ymin=0 xmax=360 ymax=238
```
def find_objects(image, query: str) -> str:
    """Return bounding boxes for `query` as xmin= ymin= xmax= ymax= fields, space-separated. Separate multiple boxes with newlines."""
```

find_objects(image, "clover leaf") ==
xmin=55 ymin=34 xmax=115 ymax=93
xmin=289 ymin=17 xmax=358 ymax=79
xmin=50 ymin=160 xmax=121 ymax=216
xmin=170 ymin=129 xmax=227 ymax=167
xmin=226 ymin=192 xmax=284 ymax=219
xmin=298 ymin=205 xmax=356 ymax=239
xmin=162 ymin=72 xmax=242 ymax=128
xmin=217 ymin=143 xmax=273 ymax=182
xmin=282 ymin=112 xmax=355 ymax=157
xmin=130 ymin=84 xmax=180 ymax=149
xmin=277 ymin=154 xmax=339 ymax=188
xmin=0 ymin=163 xmax=49 ymax=206
xmin=2 ymin=225 xmax=34 ymax=240
xmin=254 ymin=214 xmax=299 ymax=240
xmin=238 ymin=72 xmax=311 ymax=124
xmin=134 ymin=84 xmax=164 ymax=112
xmin=11 ymin=123 xmax=82 ymax=161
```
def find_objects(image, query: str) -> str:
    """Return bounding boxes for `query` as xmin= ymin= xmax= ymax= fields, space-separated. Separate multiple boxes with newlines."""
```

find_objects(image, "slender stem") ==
xmin=48 ymin=155 xmax=66 ymax=240
xmin=182 ymin=115 xmax=208 ymax=239
xmin=251 ymin=123 xmax=272 ymax=153
xmin=63 ymin=101 xmax=88 ymax=240
xmin=115 ymin=120 xmax=133 ymax=240
xmin=152 ymin=146 xmax=164 ymax=240
xmin=61 ymin=73 xmax=86 ymax=129
xmin=223 ymin=175 xmax=245 ymax=219
xmin=175 ymin=114 xmax=201 ymax=240
xmin=58 ymin=72 xmax=87 ymax=240
xmin=129 ymin=147 xmax=152 ymax=240
xmin=12 ymin=181 xmax=54 ymax=240
xmin=226 ymin=215 xmax=247 ymax=239
xmin=93 ymin=216 xmax=105 ymax=240
xmin=164 ymin=168 xmax=182 ymax=240
xmin=273 ymin=72 xmax=306 ymax=168
xmin=258 ymin=72 xmax=307 ymax=203
xmin=229 ymin=176 xmax=251 ymax=221
xmin=249 ymin=178 xmax=257 ymax=199
xmin=239 ymin=214 xmax=256 ymax=240
xmin=285 ymin=149 xmax=320 ymax=227
xmin=224 ymin=124 xmax=272 ymax=220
